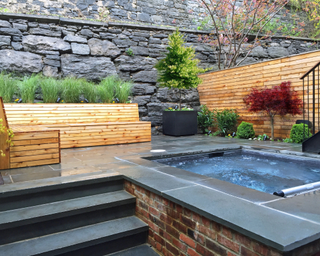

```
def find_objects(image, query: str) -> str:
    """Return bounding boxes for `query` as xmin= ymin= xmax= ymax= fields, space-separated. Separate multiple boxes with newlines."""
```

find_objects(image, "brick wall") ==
xmin=125 ymin=181 xmax=285 ymax=256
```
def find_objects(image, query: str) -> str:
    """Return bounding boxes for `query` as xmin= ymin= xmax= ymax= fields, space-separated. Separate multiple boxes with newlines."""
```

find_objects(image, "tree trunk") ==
xmin=270 ymin=114 xmax=274 ymax=140
xmin=179 ymin=89 xmax=181 ymax=110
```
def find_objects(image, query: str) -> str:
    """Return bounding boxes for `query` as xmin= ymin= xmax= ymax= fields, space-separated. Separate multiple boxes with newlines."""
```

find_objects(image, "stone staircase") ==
xmin=0 ymin=173 xmax=158 ymax=256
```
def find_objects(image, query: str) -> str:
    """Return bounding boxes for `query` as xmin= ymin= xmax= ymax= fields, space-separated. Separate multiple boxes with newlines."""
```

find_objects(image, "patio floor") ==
xmin=0 ymin=135 xmax=312 ymax=185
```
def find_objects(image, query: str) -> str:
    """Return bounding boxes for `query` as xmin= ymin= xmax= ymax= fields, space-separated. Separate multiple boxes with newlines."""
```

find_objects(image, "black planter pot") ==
xmin=162 ymin=111 xmax=198 ymax=136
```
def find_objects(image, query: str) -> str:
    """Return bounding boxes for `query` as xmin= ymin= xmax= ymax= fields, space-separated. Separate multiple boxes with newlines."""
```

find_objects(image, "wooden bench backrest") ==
xmin=4 ymin=103 xmax=140 ymax=126
xmin=0 ymin=97 xmax=10 ymax=169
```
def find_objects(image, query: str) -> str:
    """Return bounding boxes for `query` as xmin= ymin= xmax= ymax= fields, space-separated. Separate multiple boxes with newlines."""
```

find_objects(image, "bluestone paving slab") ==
xmin=264 ymin=190 xmax=320 ymax=224
xmin=118 ymin=166 xmax=197 ymax=194
xmin=197 ymin=178 xmax=277 ymax=203
xmin=162 ymin=185 xmax=320 ymax=251
xmin=0 ymin=190 xmax=134 ymax=230
xmin=0 ymin=216 xmax=147 ymax=256
xmin=108 ymin=244 xmax=159 ymax=256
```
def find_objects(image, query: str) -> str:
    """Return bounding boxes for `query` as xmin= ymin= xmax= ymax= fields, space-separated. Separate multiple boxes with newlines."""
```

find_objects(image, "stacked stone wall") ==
xmin=0 ymin=13 xmax=318 ymax=133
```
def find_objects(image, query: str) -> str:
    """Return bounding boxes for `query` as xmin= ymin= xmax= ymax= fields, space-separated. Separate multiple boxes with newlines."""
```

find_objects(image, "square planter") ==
xmin=162 ymin=110 xmax=198 ymax=136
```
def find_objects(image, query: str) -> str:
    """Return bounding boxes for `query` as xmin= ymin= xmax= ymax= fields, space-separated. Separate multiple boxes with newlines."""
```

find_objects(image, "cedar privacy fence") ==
xmin=198 ymin=50 xmax=320 ymax=139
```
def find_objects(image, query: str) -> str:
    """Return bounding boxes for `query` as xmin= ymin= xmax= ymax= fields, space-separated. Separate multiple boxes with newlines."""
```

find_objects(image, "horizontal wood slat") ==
xmin=198 ymin=50 xmax=320 ymax=138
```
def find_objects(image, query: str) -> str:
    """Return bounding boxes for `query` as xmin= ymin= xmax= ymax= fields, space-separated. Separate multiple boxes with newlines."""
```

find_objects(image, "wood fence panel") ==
xmin=0 ymin=98 xmax=10 ymax=170
xmin=198 ymin=50 xmax=320 ymax=138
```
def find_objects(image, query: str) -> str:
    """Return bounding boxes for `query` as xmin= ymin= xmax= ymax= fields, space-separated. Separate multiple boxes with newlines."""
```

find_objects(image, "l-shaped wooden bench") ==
xmin=0 ymin=99 xmax=151 ymax=169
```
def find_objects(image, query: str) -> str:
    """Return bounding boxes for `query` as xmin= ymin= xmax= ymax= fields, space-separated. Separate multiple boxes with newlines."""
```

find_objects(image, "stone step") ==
xmin=0 ymin=216 xmax=148 ymax=256
xmin=0 ymin=172 xmax=124 ymax=211
xmin=107 ymin=244 xmax=160 ymax=256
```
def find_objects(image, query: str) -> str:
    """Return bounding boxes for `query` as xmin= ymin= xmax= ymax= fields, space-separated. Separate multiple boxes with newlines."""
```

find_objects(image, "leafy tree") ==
xmin=197 ymin=0 xmax=289 ymax=69
xmin=243 ymin=81 xmax=302 ymax=139
xmin=198 ymin=105 xmax=214 ymax=133
xmin=155 ymin=29 xmax=207 ymax=110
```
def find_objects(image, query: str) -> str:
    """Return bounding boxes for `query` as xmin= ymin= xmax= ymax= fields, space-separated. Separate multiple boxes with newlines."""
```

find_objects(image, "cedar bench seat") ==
xmin=4 ymin=103 xmax=151 ymax=149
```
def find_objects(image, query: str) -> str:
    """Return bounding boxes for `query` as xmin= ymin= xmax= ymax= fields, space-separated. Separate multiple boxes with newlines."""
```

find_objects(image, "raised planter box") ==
xmin=162 ymin=111 xmax=197 ymax=136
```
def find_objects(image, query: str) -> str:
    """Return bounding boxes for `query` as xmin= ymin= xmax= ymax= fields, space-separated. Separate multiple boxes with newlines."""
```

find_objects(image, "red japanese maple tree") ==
xmin=244 ymin=81 xmax=303 ymax=139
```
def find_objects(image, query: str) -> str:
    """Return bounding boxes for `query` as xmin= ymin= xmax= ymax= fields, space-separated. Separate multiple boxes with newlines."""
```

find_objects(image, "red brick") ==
xmin=235 ymin=232 xmax=252 ymax=249
xmin=192 ymin=213 xmax=201 ymax=223
xmin=187 ymin=248 xmax=202 ymax=256
xmin=194 ymin=231 xmax=205 ymax=245
xmin=222 ymin=226 xmax=233 ymax=239
xmin=149 ymin=229 xmax=154 ymax=238
xmin=166 ymin=224 xmax=180 ymax=239
xmin=148 ymin=220 xmax=160 ymax=233
xmin=162 ymin=230 xmax=172 ymax=242
xmin=202 ymin=216 xmax=211 ymax=226
xmin=206 ymin=238 xmax=227 ymax=256
xmin=195 ymin=244 xmax=215 ymax=256
xmin=125 ymin=186 xmax=134 ymax=194
xmin=161 ymin=213 xmax=173 ymax=225
xmin=218 ymin=234 xmax=240 ymax=253
xmin=138 ymin=200 xmax=148 ymax=210
xmin=169 ymin=201 xmax=176 ymax=209
xmin=167 ymin=208 xmax=180 ymax=219
xmin=181 ymin=215 xmax=196 ymax=229
xmin=173 ymin=220 xmax=187 ymax=233
xmin=180 ymin=233 xmax=196 ymax=249
xmin=240 ymin=246 xmax=259 ymax=256
xmin=227 ymin=252 xmax=237 ymax=256
xmin=163 ymin=198 xmax=169 ymax=206
xmin=173 ymin=237 xmax=187 ymax=252
xmin=212 ymin=222 xmax=221 ymax=232
xmin=176 ymin=205 xmax=183 ymax=214
xmin=149 ymin=237 xmax=156 ymax=248
xmin=155 ymin=201 xmax=166 ymax=212
xmin=197 ymin=224 xmax=216 ymax=240
xmin=252 ymin=241 xmax=269 ymax=255
xmin=154 ymin=233 xmax=165 ymax=244
xmin=166 ymin=242 xmax=180 ymax=255
xmin=184 ymin=208 xmax=192 ymax=217
xmin=156 ymin=242 xmax=162 ymax=252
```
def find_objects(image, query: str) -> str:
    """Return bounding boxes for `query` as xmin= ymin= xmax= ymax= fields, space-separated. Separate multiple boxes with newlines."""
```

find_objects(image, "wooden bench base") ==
xmin=9 ymin=128 xmax=60 ymax=169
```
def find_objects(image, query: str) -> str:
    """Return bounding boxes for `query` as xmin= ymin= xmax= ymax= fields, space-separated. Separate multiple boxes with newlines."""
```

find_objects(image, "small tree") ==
xmin=243 ymin=81 xmax=302 ymax=139
xmin=155 ymin=29 xmax=207 ymax=110
xmin=197 ymin=0 xmax=293 ymax=70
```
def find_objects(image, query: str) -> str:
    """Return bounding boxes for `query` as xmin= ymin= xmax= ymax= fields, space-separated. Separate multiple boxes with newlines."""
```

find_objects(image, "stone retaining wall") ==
xmin=0 ymin=13 xmax=318 ymax=133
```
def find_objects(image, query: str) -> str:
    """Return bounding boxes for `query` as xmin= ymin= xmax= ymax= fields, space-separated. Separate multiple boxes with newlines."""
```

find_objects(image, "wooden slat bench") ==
xmin=0 ymin=98 xmax=61 ymax=170
xmin=3 ymin=103 xmax=151 ymax=149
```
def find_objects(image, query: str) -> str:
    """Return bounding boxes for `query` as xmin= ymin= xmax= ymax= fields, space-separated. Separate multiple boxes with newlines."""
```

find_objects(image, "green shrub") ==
xmin=18 ymin=74 xmax=41 ymax=103
xmin=290 ymin=123 xmax=312 ymax=143
xmin=0 ymin=72 xmax=17 ymax=103
xmin=114 ymin=80 xmax=132 ymax=103
xmin=40 ymin=77 xmax=61 ymax=103
xmin=283 ymin=138 xmax=293 ymax=143
xmin=96 ymin=76 xmax=116 ymax=103
xmin=197 ymin=105 xmax=214 ymax=134
xmin=213 ymin=109 xmax=239 ymax=136
xmin=236 ymin=122 xmax=255 ymax=139
xmin=82 ymin=81 xmax=96 ymax=103
xmin=61 ymin=77 xmax=83 ymax=103
xmin=257 ymin=133 xmax=269 ymax=140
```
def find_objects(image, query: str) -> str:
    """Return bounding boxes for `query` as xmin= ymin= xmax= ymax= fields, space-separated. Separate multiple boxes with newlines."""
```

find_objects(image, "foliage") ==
xmin=197 ymin=105 xmax=214 ymax=133
xmin=283 ymin=137 xmax=293 ymax=143
xmin=126 ymin=48 xmax=134 ymax=56
xmin=40 ymin=77 xmax=61 ymax=103
xmin=289 ymin=0 xmax=320 ymax=37
xmin=0 ymin=118 xmax=14 ymax=157
xmin=61 ymin=77 xmax=83 ymax=103
xmin=114 ymin=80 xmax=133 ymax=103
xmin=0 ymin=73 xmax=17 ymax=103
xmin=155 ymin=29 xmax=207 ymax=110
xmin=290 ymin=123 xmax=312 ymax=143
xmin=82 ymin=81 xmax=96 ymax=103
xmin=197 ymin=0 xmax=288 ymax=69
xmin=236 ymin=122 xmax=255 ymax=139
xmin=96 ymin=76 xmax=116 ymax=103
xmin=212 ymin=109 xmax=239 ymax=136
xmin=257 ymin=133 xmax=269 ymax=140
xmin=18 ymin=74 xmax=41 ymax=103
xmin=244 ymin=81 xmax=303 ymax=139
